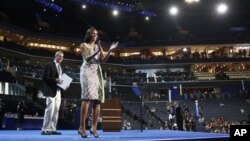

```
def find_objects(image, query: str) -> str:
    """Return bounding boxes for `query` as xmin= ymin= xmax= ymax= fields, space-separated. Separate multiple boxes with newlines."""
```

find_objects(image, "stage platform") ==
xmin=0 ymin=130 xmax=229 ymax=141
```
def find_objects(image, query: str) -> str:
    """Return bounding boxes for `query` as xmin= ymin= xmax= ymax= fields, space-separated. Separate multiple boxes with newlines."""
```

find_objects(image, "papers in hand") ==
xmin=57 ymin=73 xmax=73 ymax=90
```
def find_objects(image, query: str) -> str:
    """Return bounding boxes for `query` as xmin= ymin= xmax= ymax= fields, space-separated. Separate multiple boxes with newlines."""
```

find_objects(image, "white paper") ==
xmin=57 ymin=73 xmax=73 ymax=90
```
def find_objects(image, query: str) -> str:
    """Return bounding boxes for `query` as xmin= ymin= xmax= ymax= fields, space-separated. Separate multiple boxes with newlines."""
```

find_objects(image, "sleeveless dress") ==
xmin=80 ymin=43 xmax=105 ymax=103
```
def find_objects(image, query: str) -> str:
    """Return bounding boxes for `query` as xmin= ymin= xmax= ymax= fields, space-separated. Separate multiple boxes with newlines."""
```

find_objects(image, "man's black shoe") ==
xmin=41 ymin=131 xmax=52 ymax=135
xmin=51 ymin=131 xmax=62 ymax=135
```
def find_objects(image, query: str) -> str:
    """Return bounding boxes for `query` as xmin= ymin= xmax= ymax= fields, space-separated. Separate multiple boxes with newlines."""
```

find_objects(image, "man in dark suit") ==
xmin=17 ymin=100 xmax=26 ymax=130
xmin=0 ymin=98 xmax=5 ymax=130
xmin=175 ymin=104 xmax=184 ymax=131
xmin=41 ymin=51 xmax=64 ymax=135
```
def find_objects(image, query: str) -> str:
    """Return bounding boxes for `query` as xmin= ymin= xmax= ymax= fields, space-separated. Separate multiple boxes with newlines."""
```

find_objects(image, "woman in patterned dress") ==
xmin=78 ymin=27 xmax=118 ymax=138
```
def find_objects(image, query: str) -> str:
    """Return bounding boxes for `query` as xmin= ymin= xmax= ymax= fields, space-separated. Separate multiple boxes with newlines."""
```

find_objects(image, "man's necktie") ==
xmin=57 ymin=64 xmax=61 ymax=75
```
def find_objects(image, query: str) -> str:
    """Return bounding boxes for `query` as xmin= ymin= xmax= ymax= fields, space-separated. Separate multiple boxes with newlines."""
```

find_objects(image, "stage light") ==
xmin=216 ymin=3 xmax=228 ymax=14
xmin=185 ymin=0 xmax=200 ymax=4
xmin=80 ymin=0 xmax=156 ymax=17
xmin=82 ymin=4 xmax=86 ymax=9
xmin=145 ymin=16 xmax=149 ymax=21
xmin=36 ymin=0 xmax=63 ymax=13
xmin=169 ymin=6 xmax=178 ymax=16
xmin=112 ymin=9 xmax=119 ymax=16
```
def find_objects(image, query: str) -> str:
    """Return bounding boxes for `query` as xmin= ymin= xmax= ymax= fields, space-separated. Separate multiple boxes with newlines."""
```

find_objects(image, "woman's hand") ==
xmin=109 ymin=42 xmax=119 ymax=50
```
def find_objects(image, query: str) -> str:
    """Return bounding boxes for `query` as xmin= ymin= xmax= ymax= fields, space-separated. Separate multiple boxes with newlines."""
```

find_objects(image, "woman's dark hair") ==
xmin=84 ymin=27 xmax=98 ymax=43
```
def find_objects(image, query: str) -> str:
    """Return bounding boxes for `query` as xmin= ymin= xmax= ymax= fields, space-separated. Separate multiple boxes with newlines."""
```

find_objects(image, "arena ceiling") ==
xmin=1 ymin=0 xmax=250 ymax=46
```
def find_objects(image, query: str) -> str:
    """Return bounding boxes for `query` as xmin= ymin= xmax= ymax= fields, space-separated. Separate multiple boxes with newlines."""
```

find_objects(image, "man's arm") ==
xmin=42 ymin=63 xmax=56 ymax=83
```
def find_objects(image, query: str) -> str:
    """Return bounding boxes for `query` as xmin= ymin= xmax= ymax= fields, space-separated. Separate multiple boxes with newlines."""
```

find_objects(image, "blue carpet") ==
xmin=0 ymin=130 xmax=229 ymax=141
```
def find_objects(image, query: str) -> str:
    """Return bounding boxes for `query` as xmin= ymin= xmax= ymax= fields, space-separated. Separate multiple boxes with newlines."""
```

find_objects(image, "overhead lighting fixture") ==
xmin=169 ymin=6 xmax=178 ymax=16
xmin=185 ymin=0 xmax=200 ymax=4
xmin=112 ymin=9 xmax=119 ymax=16
xmin=36 ymin=0 xmax=63 ymax=13
xmin=216 ymin=3 xmax=228 ymax=14
xmin=78 ymin=0 xmax=157 ymax=17
xmin=82 ymin=4 xmax=86 ymax=9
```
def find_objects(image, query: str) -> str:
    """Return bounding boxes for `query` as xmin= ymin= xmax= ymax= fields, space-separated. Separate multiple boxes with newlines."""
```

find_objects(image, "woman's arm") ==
xmin=99 ymin=47 xmax=111 ymax=62
xmin=99 ymin=42 xmax=118 ymax=62
xmin=80 ymin=43 xmax=100 ymax=62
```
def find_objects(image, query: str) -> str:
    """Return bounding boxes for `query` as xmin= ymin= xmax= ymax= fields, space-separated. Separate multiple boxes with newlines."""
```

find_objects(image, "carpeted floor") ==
xmin=0 ymin=130 xmax=229 ymax=141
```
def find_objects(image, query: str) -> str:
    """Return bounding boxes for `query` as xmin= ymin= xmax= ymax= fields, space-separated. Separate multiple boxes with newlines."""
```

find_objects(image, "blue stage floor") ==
xmin=0 ymin=130 xmax=229 ymax=141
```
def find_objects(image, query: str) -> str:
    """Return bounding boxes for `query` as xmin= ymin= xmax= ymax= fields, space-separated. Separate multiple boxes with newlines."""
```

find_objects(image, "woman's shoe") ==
xmin=89 ymin=129 xmax=100 ymax=138
xmin=78 ymin=130 xmax=90 ymax=138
